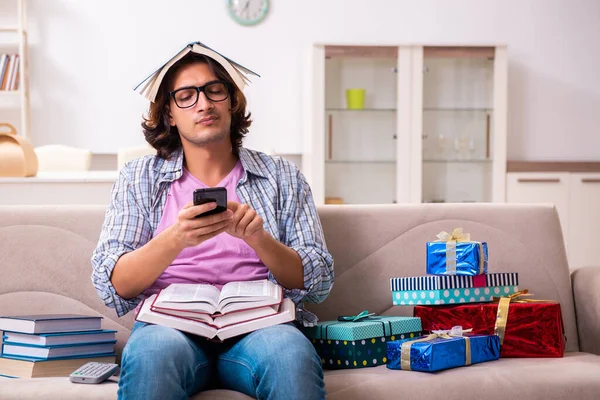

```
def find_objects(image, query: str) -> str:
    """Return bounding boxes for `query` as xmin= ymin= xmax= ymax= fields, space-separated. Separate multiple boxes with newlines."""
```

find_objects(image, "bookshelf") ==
xmin=0 ymin=0 xmax=30 ymax=139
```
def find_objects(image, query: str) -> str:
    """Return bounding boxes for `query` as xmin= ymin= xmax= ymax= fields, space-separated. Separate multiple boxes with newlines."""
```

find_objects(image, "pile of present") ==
xmin=301 ymin=228 xmax=566 ymax=373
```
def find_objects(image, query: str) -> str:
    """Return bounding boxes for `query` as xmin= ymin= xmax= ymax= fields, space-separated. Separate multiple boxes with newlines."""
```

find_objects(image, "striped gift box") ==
xmin=390 ymin=273 xmax=518 ymax=292
xmin=392 ymin=285 xmax=519 ymax=306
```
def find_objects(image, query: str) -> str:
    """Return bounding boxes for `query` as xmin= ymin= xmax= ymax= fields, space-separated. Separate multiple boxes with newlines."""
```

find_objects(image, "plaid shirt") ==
xmin=91 ymin=147 xmax=334 ymax=326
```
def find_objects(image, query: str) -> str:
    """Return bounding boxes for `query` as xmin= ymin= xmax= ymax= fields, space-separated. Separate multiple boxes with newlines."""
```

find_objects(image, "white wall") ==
xmin=7 ymin=0 xmax=600 ymax=159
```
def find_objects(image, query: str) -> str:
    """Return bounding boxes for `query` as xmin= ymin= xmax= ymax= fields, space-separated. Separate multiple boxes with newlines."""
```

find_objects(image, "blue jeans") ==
xmin=118 ymin=321 xmax=325 ymax=400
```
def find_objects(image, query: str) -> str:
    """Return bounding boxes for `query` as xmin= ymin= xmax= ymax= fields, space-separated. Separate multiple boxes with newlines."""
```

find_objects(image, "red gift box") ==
xmin=414 ymin=301 xmax=565 ymax=358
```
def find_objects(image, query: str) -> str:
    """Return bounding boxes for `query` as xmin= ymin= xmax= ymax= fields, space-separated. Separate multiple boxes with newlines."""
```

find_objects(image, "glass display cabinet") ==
xmin=304 ymin=44 xmax=507 ymax=205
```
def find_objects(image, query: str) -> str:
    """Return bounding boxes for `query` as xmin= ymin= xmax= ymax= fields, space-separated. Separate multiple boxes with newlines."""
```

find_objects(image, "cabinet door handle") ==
xmin=581 ymin=178 xmax=600 ymax=183
xmin=517 ymin=178 xmax=561 ymax=183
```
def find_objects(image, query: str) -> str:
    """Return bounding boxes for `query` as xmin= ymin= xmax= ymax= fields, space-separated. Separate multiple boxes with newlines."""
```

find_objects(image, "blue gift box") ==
xmin=386 ymin=331 xmax=500 ymax=372
xmin=426 ymin=241 xmax=488 ymax=276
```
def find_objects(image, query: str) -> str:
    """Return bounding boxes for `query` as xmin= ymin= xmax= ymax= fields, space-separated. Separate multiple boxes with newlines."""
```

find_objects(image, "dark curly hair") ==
xmin=141 ymin=53 xmax=252 ymax=159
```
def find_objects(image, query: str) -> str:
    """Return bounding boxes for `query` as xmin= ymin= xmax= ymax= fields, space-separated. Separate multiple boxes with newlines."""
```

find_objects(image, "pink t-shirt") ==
xmin=142 ymin=160 xmax=269 ymax=299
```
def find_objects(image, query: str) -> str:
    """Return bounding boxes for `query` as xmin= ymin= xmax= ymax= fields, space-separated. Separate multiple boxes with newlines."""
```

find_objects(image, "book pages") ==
xmin=157 ymin=284 xmax=220 ymax=304
xmin=219 ymin=280 xmax=272 ymax=301
xmin=190 ymin=43 xmax=247 ymax=91
xmin=134 ymin=42 xmax=260 ymax=103
xmin=146 ymin=46 xmax=193 ymax=102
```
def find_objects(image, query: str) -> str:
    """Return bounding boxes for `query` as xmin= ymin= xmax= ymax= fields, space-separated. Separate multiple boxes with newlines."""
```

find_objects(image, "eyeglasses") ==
xmin=169 ymin=80 xmax=230 ymax=109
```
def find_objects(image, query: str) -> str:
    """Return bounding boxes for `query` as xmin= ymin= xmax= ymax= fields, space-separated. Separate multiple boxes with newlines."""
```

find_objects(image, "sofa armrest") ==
xmin=571 ymin=266 xmax=600 ymax=355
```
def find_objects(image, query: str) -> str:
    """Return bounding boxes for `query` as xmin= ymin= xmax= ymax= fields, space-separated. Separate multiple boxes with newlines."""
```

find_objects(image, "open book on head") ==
xmin=134 ymin=41 xmax=260 ymax=102
xmin=151 ymin=279 xmax=283 ymax=317
xmin=136 ymin=296 xmax=295 ymax=341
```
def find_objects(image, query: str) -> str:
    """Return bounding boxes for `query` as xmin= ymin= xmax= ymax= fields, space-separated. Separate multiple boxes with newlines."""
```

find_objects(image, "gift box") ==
xmin=392 ymin=285 xmax=519 ymax=305
xmin=387 ymin=328 xmax=500 ymax=372
xmin=414 ymin=295 xmax=565 ymax=357
xmin=427 ymin=228 xmax=488 ymax=276
xmin=391 ymin=273 xmax=518 ymax=291
xmin=302 ymin=316 xmax=422 ymax=369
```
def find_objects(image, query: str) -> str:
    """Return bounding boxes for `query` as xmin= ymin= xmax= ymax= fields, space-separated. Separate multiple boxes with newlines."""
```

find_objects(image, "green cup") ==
xmin=346 ymin=89 xmax=365 ymax=110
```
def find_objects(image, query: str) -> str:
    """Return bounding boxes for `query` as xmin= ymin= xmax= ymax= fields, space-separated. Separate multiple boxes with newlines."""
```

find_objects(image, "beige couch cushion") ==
xmin=2 ymin=353 xmax=599 ymax=400
xmin=0 ymin=376 xmax=252 ymax=400
xmin=0 ymin=205 xmax=134 ymax=359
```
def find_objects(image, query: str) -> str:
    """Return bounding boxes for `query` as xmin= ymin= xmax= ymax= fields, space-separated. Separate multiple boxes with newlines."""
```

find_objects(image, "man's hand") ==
xmin=225 ymin=201 xmax=266 ymax=246
xmin=168 ymin=201 xmax=233 ymax=250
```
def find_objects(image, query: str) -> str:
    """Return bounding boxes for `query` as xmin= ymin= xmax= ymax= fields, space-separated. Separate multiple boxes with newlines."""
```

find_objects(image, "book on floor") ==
xmin=1 ymin=341 xmax=116 ymax=360
xmin=136 ymin=295 xmax=295 ymax=341
xmin=0 ymin=354 xmax=116 ymax=378
xmin=0 ymin=314 xmax=102 ymax=334
xmin=152 ymin=279 xmax=283 ymax=317
xmin=2 ymin=329 xmax=117 ymax=347
xmin=134 ymin=41 xmax=260 ymax=102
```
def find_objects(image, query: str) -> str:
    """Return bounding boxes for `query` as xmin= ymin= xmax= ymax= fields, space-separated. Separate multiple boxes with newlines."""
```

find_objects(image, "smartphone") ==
xmin=193 ymin=187 xmax=227 ymax=218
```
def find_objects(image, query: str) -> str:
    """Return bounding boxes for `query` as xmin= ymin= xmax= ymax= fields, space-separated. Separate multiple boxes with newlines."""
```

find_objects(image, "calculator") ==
xmin=69 ymin=362 xmax=119 ymax=384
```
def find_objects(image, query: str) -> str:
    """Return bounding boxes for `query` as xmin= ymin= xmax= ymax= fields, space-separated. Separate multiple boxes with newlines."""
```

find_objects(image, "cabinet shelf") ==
xmin=0 ymin=29 xmax=22 ymax=47
xmin=423 ymin=159 xmax=493 ymax=164
xmin=326 ymin=108 xmax=396 ymax=112
xmin=423 ymin=107 xmax=492 ymax=112
xmin=0 ymin=91 xmax=20 ymax=108
xmin=326 ymin=160 xmax=395 ymax=165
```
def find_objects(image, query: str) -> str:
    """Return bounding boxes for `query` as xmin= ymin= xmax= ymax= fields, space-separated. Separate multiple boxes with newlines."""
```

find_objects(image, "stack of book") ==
xmin=0 ymin=314 xmax=117 ymax=378
xmin=136 ymin=279 xmax=295 ymax=341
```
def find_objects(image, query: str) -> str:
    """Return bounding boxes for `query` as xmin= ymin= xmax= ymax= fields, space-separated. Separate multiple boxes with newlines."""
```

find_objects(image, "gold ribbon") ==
xmin=400 ymin=326 xmax=473 ymax=371
xmin=492 ymin=289 xmax=556 ymax=345
xmin=435 ymin=228 xmax=485 ymax=275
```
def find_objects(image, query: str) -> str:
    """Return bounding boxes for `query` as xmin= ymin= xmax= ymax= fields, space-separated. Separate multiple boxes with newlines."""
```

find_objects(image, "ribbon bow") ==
xmin=433 ymin=228 xmax=485 ymax=275
xmin=431 ymin=326 xmax=473 ymax=338
xmin=492 ymin=289 xmax=556 ymax=345
xmin=491 ymin=289 xmax=548 ymax=304
xmin=436 ymin=228 xmax=471 ymax=243
xmin=400 ymin=326 xmax=473 ymax=371
xmin=337 ymin=310 xmax=375 ymax=322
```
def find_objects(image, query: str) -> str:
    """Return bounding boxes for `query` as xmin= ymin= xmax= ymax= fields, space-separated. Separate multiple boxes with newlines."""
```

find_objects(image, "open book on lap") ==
xmin=152 ymin=279 xmax=283 ymax=316
xmin=136 ymin=296 xmax=295 ymax=341
xmin=152 ymin=302 xmax=280 ymax=329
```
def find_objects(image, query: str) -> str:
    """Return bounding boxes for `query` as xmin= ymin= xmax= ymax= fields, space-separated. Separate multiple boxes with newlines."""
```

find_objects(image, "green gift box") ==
xmin=302 ymin=316 xmax=422 ymax=369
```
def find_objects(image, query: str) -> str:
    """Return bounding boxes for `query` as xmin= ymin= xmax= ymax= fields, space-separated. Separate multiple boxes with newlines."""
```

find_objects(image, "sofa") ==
xmin=0 ymin=203 xmax=599 ymax=399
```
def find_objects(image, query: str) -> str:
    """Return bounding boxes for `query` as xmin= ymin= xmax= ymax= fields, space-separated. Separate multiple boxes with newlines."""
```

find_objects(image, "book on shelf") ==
xmin=0 ymin=53 xmax=19 ymax=91
xmin=0 ymin=354 xmax=116 ymax=379
xmin=2 ymin=330 xmax=117 ymax=347
xmin=1 ymin=341 xmax=116 ymax=360
xmin=151 ymin=279 xmax=283 ymax=317
xmin=0 ymin=314 xmax=103 ymax=334
xmin=134 ymin=41 xmax=260 ymax=102
xmin=137 ymin=295 xmax=295 ymax=341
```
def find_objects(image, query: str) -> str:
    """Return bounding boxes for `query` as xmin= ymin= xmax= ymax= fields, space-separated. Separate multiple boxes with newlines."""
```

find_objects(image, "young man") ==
xmin=91 ymin=47 xmax=334 ymax=399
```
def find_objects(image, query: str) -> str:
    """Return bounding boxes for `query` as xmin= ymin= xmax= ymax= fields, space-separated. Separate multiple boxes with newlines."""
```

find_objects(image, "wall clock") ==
xmin=227 ymin=0 xmax=269 ymax=26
